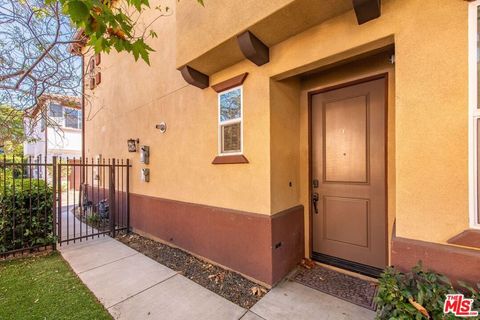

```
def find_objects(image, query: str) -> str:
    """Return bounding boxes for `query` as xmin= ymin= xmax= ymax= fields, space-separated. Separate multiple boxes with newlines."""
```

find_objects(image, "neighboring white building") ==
xmin=24 ymin=95 xmax=82 ymax=177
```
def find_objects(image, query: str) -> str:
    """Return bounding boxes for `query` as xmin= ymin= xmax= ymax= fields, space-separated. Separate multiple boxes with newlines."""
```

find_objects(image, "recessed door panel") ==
xmin=324 ymin=197 xmax=369 ymax=248
xmin=324 ymin=96 xmax=368 ymax=183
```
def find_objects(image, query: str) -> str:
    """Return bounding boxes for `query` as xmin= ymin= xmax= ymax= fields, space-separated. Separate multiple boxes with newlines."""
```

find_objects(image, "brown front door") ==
xmin=311 ymin=77 xmax=387 ymax=273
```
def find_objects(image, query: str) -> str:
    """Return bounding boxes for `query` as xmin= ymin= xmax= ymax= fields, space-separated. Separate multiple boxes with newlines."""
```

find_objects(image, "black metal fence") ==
xmin=56 ymin=157 xmax=131 ymax=245
xmin=0 ymin=155 xmax=130 ymax=257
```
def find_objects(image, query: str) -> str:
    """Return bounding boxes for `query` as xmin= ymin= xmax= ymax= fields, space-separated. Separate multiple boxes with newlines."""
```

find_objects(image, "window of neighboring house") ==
xmin=40 ymin=117 xmax=45 ymax=132
xmin=218 ymin=86 xmax=243 ymax=155
xmin=49 ymin=103 xmax=63 ymax=117
xmin=470 ymin=1 xmax=480 ymax=227
xmin=64 ymin=108 xmax=81 ymax=129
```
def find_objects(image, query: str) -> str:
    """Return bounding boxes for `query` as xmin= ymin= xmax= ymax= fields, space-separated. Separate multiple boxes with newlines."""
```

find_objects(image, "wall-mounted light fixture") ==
xmin=127 ymin=138 xmax=139 ymax=152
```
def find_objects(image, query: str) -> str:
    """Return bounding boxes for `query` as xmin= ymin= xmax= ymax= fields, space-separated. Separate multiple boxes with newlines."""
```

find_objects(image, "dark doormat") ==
xmin=292 ymin=264 xmax=378 ymax=311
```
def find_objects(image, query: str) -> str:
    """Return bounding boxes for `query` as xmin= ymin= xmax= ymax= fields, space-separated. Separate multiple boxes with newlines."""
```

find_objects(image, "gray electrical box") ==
xmin=140 ymin=145 xmax=150 ymax=164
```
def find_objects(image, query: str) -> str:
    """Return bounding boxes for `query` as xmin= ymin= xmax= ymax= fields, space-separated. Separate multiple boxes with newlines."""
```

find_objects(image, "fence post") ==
xmin=57 ymin=158 xmax=62 ymax=245
xmin=109 ymin=159 xmax=116 ymax=238
xmin=126 ymin=159 xmax=130 ymax=234
xmin=52 ymin=156 xmax=57 ymax=250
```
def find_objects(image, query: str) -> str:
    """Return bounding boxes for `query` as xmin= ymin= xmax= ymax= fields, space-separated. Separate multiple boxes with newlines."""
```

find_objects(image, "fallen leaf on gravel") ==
xmin=208 ymin=272 xmax=226 ymax=283
xmin=300 ymin=258 xmax=316 ymax=269
xmin=251 ymin=286 xmax=267 ymax=296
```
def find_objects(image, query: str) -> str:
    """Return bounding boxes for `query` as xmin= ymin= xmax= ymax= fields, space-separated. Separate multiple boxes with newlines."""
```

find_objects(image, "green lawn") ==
xmin=0 ymin=252 xmax=112 ymax=320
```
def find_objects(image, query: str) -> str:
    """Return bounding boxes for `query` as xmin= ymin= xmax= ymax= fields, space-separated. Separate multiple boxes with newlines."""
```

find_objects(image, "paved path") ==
xmin=59 ymin=205 xmax=96 ymax=241
xmin=59 ymin=236 xmax=375 ymax=320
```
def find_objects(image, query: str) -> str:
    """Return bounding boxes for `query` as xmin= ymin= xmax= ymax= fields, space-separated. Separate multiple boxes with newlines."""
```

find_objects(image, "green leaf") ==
xmin=93 ymin=37 xmax=105 ymax=53
xmin=131 ymin=39 xmax=153 ymax=64
xmin=66 ymin=1 xmax=90 ymax=22
xmin=149 ymin=30 xmax=158 ymax=39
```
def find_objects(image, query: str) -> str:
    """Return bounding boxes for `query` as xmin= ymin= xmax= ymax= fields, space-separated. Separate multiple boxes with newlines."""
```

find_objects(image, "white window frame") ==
xmin=217 ymin=86 xmax=244 ymax=156
xmin=469 ymin=0 xmax=480 ymax=228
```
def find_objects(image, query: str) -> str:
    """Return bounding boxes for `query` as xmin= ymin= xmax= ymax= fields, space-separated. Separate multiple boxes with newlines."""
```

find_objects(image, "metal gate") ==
xmin=53 ymin=157 xmax=131 ymax=245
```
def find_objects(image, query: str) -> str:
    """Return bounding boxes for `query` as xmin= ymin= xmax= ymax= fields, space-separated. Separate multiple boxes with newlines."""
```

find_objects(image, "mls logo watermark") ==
xmin=443 ymin=294 xmax=479 ymax=317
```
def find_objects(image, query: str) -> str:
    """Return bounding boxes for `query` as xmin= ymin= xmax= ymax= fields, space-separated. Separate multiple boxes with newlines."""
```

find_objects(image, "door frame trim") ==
xmin=307 ymin=72 xmax=389 ymax=276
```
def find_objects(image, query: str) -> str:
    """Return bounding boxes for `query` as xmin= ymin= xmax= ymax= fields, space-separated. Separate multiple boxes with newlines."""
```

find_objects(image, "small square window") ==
xmin=218 ymin=87 xmax=243 ymax=155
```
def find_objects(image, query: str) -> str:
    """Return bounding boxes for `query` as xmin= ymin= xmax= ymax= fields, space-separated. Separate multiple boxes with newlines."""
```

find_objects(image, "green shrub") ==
xmin=87 ymin=213 xmax=101 ymax=226
xmin=0 ymin=179 xmax=54 ymax=253
xmin=376 ymin=262 xmax=480 ymax=320
xmin=0 ymin=156 xmax=28 ymax=180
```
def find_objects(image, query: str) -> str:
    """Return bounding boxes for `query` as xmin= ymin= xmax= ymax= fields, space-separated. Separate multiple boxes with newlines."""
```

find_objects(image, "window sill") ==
xmin=447 ymin=229 xmax=480 ymax=249
xmin=62 ymin=127 xmax=82 ymax=132
xmin=212 ymin=155 xmax=249 ymax=165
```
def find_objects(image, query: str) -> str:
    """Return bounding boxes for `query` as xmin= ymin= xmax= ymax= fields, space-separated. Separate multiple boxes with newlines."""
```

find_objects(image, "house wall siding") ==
xmin=85 ymin=0 xmax=475 ymax=283
xmin=176 ymin=0 xmax=294 ymax=68
xmin=84 ymin=0 xmax=272 ymax=215
xmin=129 ymin=192 xmax=304 ymax=286
xmin=270 ymin=78 xmax=301 ymax=214
xmin=245 ymin=0 xmax=468 ymax=245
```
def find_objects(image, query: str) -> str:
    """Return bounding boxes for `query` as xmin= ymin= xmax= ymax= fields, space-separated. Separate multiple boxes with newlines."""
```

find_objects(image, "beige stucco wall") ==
xmin=175 ymin=0 xmax=353 ymax=74
xmin=84 ymin=0 xmax=272 ymax=215
xmin=176 ymin=0 xmax=294 ymax=67
xmin=86 ymin=0 xmax=470 ymax=252
xmin=261 ymin=0 xmax=468 ymax=246
xmin=212 ymin=0 xmax=469 ymax=245
xmin=270 ymin=78 xmax=301 ymax=214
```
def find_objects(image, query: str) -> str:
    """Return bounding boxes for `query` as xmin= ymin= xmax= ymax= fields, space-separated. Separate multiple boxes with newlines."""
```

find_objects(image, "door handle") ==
xmin=312 ymin=192 xmax=319 ymax=214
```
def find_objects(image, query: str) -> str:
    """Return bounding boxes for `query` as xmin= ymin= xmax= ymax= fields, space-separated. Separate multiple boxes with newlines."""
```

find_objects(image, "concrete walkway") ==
xmin=59 ymin=205 xmax=96 ymax=241
xmin=59 ymin=236 xmax=375 ymax=320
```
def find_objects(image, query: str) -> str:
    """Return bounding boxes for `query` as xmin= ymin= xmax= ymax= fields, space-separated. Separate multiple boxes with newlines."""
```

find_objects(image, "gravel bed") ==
xmin=116 ymin=233 xmax=268 ymax=308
